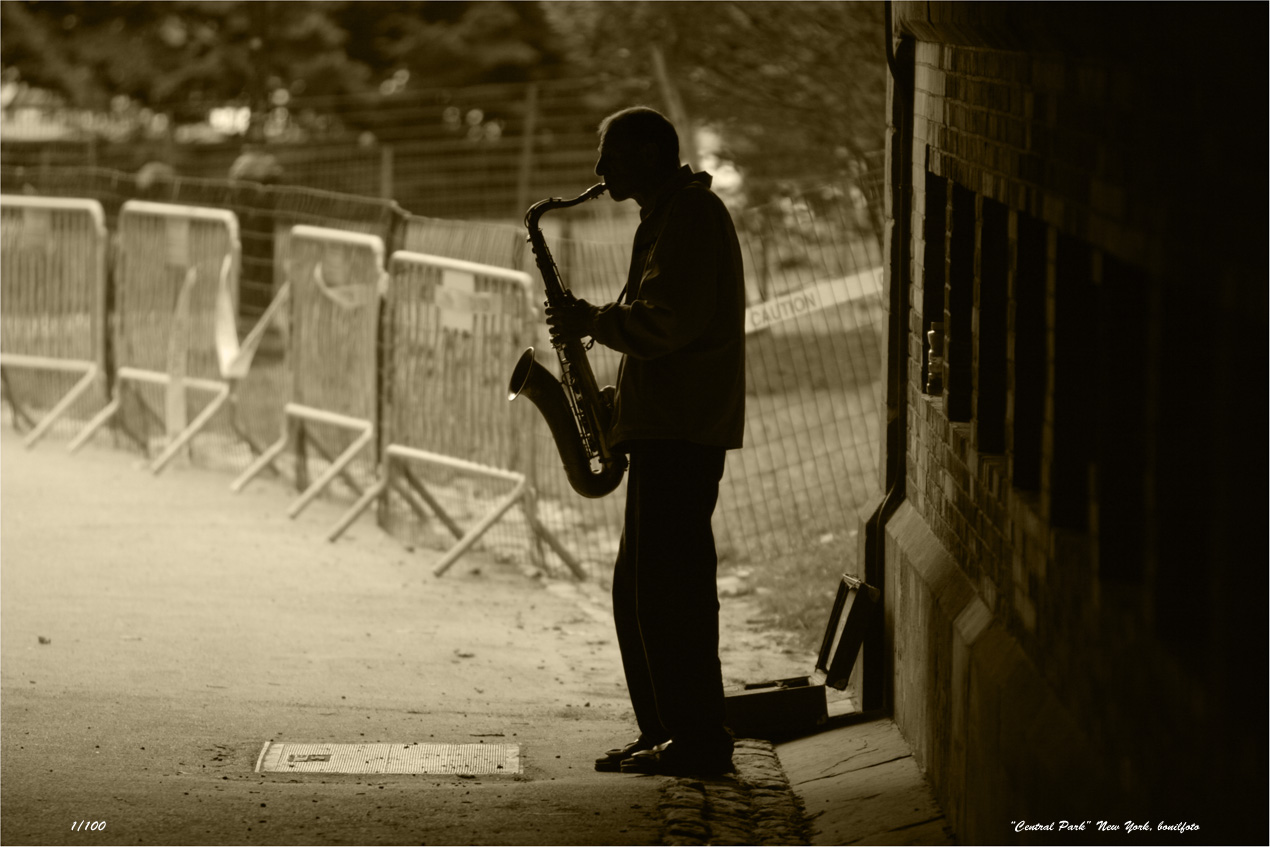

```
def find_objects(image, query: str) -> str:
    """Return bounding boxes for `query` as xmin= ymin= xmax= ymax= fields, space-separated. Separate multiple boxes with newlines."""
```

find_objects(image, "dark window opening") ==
xmin=1012 ymin=213 xmax=1046 ymax=490
xmin=922 ymin=171 xmax=947 ymax=394
xmin=1094 ymin=255 xmax=1148 ymax=582
xmin=1153 ymin=275 xmax=1212 ymax=655
xmin=1050 ymin=233 xmax=1095 ymax=529
xmin=976 ymin=197 xmax=1008 ymax=453
xmin=945 ymin=182 xmax=975 ymax=422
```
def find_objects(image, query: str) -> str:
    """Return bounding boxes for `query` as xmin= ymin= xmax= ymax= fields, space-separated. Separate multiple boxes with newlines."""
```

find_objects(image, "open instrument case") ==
xmin=724 ymin=574 xmax=881 ymax=739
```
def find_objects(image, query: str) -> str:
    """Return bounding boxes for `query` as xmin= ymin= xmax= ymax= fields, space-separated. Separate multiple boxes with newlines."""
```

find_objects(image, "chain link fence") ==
xmin=1 ymin=77 xmax=646 ymax=221
xmin=2 ymin=153 xmax=884 ymax=589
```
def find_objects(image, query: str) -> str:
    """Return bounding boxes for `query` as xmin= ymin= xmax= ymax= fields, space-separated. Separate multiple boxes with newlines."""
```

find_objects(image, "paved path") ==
xmin=1 ymin=428 xmax=671 ymax=845
xmin=1 ymin=427 xmax=822 ymax=846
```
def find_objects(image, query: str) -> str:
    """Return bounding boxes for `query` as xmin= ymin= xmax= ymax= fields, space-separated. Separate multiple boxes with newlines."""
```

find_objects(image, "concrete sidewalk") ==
xmin=1 ymin=427 xmax=673 ymax=844
xmin=776 ymin=715 xmax=956 ymax=846
xmin=1 ymin=426 xmax=952 ymax=846
xmin=1 ymin=427 xmax=820 ymax=846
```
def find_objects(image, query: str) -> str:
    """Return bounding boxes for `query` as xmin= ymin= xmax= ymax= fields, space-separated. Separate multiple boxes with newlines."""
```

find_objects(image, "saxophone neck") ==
xmin=525 ymin=183 xmax=608 ymax=231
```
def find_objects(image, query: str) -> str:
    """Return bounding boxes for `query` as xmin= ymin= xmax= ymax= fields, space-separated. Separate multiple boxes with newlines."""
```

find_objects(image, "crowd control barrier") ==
xmin=0 ymin=195 xmax=109 ymax=447
xmin=327 ymin=251 xmax=583 ymax=577
xmin=68 ymin=200 xmax=248 ymax=471
xmin=231 ymin=226 xmax=384 ymax=518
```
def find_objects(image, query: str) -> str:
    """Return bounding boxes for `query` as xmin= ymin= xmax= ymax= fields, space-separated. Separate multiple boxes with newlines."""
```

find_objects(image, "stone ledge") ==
xmin=776 ymin=718 xmax=955 ymax=845
xmin=660 ymin=739 xmax=811 ymax=846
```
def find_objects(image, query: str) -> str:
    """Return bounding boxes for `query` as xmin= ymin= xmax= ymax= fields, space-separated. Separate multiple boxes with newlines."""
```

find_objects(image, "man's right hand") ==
xmin=545 ymin=298 xmax=598 ymax=342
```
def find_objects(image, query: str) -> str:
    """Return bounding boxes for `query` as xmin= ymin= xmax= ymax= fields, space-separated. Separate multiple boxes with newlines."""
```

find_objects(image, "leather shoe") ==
xmin=619 ymin=740 xmax=734 ymax=776
xmin=594 ymin=737 xmax=661 ymax=772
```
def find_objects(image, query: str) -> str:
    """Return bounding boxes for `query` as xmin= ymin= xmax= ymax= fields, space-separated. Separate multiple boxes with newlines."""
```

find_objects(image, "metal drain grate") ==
xmin=254 ymin=742 xmax=521 ymax=775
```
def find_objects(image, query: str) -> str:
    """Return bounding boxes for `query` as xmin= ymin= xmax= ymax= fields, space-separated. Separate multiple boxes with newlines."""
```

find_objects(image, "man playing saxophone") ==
xmin=546 ymin=107 xmax=746 ymax=777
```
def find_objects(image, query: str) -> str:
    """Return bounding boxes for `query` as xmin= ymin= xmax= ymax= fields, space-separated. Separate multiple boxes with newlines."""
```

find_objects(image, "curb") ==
xmin=658 ymin=739 xmax=811 ymax=846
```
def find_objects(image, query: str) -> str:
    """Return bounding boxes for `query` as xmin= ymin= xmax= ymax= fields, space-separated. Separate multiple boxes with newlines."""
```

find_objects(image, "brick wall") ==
xmin=879 ymin=3 xmax=1266 ymax=842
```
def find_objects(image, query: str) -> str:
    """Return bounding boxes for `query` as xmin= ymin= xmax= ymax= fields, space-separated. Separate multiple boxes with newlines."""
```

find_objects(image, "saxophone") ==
xmin=508 ymin=183 xmax=627 ymax=498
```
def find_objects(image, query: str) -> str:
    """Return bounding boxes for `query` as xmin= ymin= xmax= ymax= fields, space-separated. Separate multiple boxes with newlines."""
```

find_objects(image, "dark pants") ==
xmin=612 ymin=440 xmax=732 ymax=755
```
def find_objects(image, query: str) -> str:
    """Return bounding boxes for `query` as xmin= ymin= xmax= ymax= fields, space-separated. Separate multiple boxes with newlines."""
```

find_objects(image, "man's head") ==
xmin=595 ymin=107 xmax=681 ymax=205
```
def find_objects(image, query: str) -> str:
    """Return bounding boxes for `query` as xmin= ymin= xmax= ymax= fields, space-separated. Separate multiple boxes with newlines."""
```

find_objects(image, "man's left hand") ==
xmin=545 ymin=298 xmax=598 ymax=342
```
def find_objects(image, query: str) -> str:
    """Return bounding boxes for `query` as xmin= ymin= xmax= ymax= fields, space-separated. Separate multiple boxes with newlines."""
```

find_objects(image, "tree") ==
xmin=1 ymin=2 xmax=367 ymax=121
xmin=543 ymin=1 xmax=887 ymax=199
xmin=0 ymin=0 xmax=567 ymax=130
xmin=335 ymin=1 xmax=564 ymax=89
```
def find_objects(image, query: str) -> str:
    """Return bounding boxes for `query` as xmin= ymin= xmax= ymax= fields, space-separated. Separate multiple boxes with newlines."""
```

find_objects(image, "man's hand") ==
xmin=545 ymin=297 xmax=598 ymax=342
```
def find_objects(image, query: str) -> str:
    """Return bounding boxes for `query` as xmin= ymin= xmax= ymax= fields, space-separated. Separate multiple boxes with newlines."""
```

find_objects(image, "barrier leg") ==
xmin=398 ymin=463 xmax=465 ymax=539
xmin=68 ymin=395 xmax=121 ymax=454
xmin=232 ymin=429 xmax=289 ymax=492
xmin=327 ymin=475 xmax=389 ymax=543
xmin=23 ymin=365 xmax=100 ymax=449
xmin=0 ymin=368 xmax=36 ymax=433
xmin=231 ymin=420 xmax=274 ymax=469
xmin=149 ymin=383 xmax=230 ymax=474
xmin=388 ymin=476 xmax=435 ymax=524
xmin=286 ymin=426 xmax=373 ymax=519
xmin=433 ymin=479 xmax=528 ymax=577
xmin=304 ymin=427 xmax=367 ymax=497
xmin=113 ymin=409 xmax=151 ymax=454
xmin=524 ymin=505 xmax=589 ymax=580
xmin=132 ymin=390 xmax=167 ymax=432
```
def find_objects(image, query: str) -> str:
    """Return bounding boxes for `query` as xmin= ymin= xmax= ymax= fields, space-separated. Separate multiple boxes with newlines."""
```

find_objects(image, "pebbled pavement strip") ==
xmin=658 ymin=739 xmax=811 ymax=846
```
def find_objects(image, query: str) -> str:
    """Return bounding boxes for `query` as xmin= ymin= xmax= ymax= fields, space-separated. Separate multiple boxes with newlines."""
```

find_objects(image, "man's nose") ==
xmin=594 ymin=154 xmax=607 ymax=177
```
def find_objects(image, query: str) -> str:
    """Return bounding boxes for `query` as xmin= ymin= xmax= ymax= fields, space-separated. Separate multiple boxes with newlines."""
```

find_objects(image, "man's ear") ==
xmin=637 ymin=143 xmax=678 ymax=180
xmin=637 ymin=142 xmax=663 ymax=168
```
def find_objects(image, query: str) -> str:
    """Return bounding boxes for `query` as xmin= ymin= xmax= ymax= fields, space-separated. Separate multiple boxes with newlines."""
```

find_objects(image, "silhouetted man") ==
xmin=547 ymin=106 xmax=746 ymax=776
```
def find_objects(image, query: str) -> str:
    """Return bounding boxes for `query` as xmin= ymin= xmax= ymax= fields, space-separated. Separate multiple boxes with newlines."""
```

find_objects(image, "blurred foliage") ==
xmin=0 ymin=0 xmax=564 ymax=123
xmin=1 ymin=0 xmax=885 ymax=195
xmin=544 ymin=1 xmax=887 ymax=201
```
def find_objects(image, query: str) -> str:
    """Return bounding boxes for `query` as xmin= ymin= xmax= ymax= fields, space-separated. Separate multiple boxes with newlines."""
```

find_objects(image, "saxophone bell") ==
xmin=509 ymin=347 xmax=625 ymax=499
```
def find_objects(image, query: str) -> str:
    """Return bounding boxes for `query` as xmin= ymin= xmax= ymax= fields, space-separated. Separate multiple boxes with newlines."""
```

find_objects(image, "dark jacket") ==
xmin=590 ymin=166 xmax=746 ymax=451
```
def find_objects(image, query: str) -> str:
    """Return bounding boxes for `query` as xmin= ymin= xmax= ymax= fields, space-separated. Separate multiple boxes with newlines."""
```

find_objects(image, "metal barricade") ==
xmin=0 ymin=195 xmax=108 ymax=447
xmin=68 ymin=200 xmax=243 ymax=471
xmin=231 ymin=225 xmax=383 ymax=518
xmin=328 ymin=251 xmax=583 ymax=577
